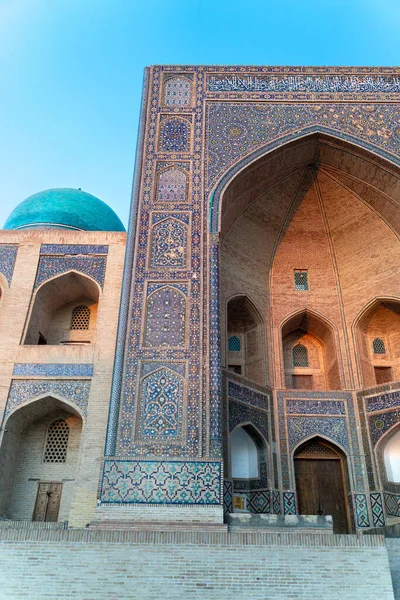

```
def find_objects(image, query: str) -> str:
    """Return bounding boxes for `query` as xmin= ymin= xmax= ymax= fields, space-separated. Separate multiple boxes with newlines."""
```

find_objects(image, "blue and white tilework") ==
xmin=369 ymin=410 xmax=400 ymax=445
xmin=223 ymin=479 xmax=233 ymax=513
xmin=370 ymin=492 xmax=385 ymax=527
xmin=100 ymin=460 xmax=222 ymax=505
xmin=156 ymin=165 xmax=189 ymax=204
xmin=227 ymin=380 xmax=269 ymax=410
xmin=160 ymin=117 xmax=190 ymax=152
xmin=35 ymin=255 xmax=106 ymax=289
xmin=283 ymin=491 xmax=297 ymax=515
xmin=384 ymin=492 xmax=400 ymax=517
xmin=0 ymin=245 xmax=18 ymax=284
xmin=40 ymin=244 xmax=108 ymax=255
xmin=366 ymin=390 xmax=400 ymax=413
xmin=6 ymin=379 xmax=90 ymax=417
xmin=354 ymin=493 xmax=370 ymax=528
xmin=144 ymin=286 xmax=186 ymax=347
xmin=249 ymin=490 xmax=270 ymax=513
xmin=137 ymin=367 xmax=184 ymax=439
xmin=164 ymin=75 xmax=192 ymax=106
xmin=229 ymin=400 xmax=268 ymax=437
xmin=288 ymin=417 xmax=349 ymax=453
xmin=286 ymin=399 xmax=346 ymax=415
xmin=13 ymin=363 xmax=93 ymax=377
xmin=272 ymin=490 xmax=281 ymax=514
xmin=149 ymin=215 xmax=188 ymax=269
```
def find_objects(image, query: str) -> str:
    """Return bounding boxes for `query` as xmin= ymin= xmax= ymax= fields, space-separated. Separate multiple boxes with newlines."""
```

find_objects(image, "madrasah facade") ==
xmin=1 ymin=66 xmax=400 ymax=544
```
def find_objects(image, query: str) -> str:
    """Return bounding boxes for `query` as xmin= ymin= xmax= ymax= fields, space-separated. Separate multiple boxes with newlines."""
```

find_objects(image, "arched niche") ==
xmin=282 ymin=310 xmax=341 ymax=390
xmin=24 ymin=271 xmax=100 ymax=346
xmin=230 ymin=426 xmax=259 ymax=479
xmin=0 ymin=396 xmax=83 ymax=521
xmin=384 ymin=430 xmax=400 ymax=483
xmin=355 ymin=299 xmax=400 ymax=387
xmin=226 ymin=296 xmax=264 ymax=385
xmin=293 ymin=436 xmax=350 ymax=533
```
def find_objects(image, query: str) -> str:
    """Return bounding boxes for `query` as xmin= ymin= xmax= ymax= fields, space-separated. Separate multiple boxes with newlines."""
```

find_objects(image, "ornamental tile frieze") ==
xmin=143 ymin=285 xmax=187 ymax=348
xmin=100 ymin=460 xmax=222 ymax=505
xmin=6 ymin=379 xmax=91 ymax=417
xmin=0 ymin=245 xmax=18 ymax=284
xmin=149 ymin=213 xmax=189 ymax=269
xmin=206 ymin=103 xmax=400 ymax=191
xmin=35 ymin=255 xmax=106 ymax=289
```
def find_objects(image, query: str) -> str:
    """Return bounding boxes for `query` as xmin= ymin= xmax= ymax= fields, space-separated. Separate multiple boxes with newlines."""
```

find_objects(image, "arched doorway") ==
xmin=0 ymin=396 xmax=83 ymax=521
xmin=294 ymin=437 xmax=350 ymax=533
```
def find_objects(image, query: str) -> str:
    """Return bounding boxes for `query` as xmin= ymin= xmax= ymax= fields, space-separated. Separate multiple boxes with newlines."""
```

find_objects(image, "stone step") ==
xmin=87 ymin=520 xmax=228 ymax=532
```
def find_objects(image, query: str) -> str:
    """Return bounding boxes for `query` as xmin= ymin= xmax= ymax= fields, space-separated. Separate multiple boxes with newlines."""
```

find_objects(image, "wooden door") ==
xmin=294 ymin=441 xmax=349 ymax=534
xmin=33 ymin=482 xmax=62 ymax=522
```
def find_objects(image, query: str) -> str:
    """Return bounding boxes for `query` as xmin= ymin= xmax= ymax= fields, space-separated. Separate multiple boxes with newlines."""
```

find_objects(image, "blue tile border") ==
xmin=12 ymin=363 xmax=94 ymax=377
xmin=40 ymin=244 xmax=109 ymax=255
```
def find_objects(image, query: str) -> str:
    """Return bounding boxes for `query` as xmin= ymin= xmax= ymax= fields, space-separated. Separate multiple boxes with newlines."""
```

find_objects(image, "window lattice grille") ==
xmin=294 ymin=270 xmax=309 ymax=291
xmin=373 ymin=338 xmax=386 ymax=354
xmin=43 ymin=419 xmax=69 ymax=463
xmin=292 ymin=344 xmax=309 ymax=367
xmin=228 ymin=335 xmax=241 ymax=352
xmin=71 ymin=305 xmax=90 ymax=330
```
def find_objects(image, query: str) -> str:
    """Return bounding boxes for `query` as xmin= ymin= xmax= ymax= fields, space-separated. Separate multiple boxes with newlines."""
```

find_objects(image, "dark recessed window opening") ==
xmin=294 ymin=270 xmax=309 ymax=291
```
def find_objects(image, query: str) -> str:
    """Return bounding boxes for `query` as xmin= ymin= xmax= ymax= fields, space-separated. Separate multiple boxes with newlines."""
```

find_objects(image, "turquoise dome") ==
xmin=3 ymin=188 xmax=125 ymax=232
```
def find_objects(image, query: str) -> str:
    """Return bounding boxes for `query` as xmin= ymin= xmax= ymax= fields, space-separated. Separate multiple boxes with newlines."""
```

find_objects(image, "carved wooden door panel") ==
xmin=295 ymin=458 xmax=348 ymax=533
xmin=33 ymin=482 xmax=62 ymax=522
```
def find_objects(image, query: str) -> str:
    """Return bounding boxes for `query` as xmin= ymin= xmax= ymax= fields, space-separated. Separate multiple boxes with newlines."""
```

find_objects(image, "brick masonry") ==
xmin=0 ymin=530 xmax=394 ymax=600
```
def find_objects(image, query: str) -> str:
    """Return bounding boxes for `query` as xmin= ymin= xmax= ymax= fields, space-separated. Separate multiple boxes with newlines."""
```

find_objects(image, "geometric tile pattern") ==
xmin=100 ymin=460 xmax=222 ymax=505
xmin=367 ymin=390 xmax=400 ymax=413
xmin=160 ymin=117 xmax=190 ymax=153
xmin=0 ymin=245 xmax=18 ymax=284
xmin=34 ymin=255 xmax=106 ymax=289
xmin=370 ymin=492 xmax=385 ymax=527
xmin=156 ymin=167 xmax=188 ymax=203
xmin=288 ymin=416 xmax=349 ymax=453
xmin=150 ymin=217 xmax=187 ymax=269
xmin=227 ymin=380 xmax=269 ymax=410
xmin=286 ymin=399 xmax=346 ymax=415
xmin=138 ymin=368 xmax=184 ymax=439
xmin=223 ymin=479 xmax=233 ymax=513
xmin=143 ymin=286 xmax=186 ymax=347
xmin=40 ymin=244 xmax=109 ymax=255
xmin=207 ymin=101 xmax=400 ymax=203
xmin=369 ymin=410 xmax=400 ymax=445
xmin=354 ymin=494 xmax=370 ymax=528
xmin=384 ymin=492 xmax=400 ymax=517
xmin=6 ymin=379 xmax=90 ymax=417
xmin=272 ymin=490 xmax=281 ymax=514
xmin=12 ymin=363 xmax=94 ymax=377
xmin=164 ymin=76 xmax=192 ymax=106
xmin=283 ymin=491 xmax=297 ymax=515
xmin=249 ymin=490 xmax=270 ymax=513
xmin=229 ymin=400 xmax=268 ymax=437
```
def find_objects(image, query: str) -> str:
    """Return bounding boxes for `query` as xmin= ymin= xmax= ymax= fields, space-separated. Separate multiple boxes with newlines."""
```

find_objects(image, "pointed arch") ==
xmin=0 ymin=395 xmax=83 ymax=521
xmin=159 ymin=117 xmax=191 ymax=153
xmin=156 ymin=166 xmax=189 ymax=203
xmin=209 ymin=128 xmax=400 ymax=234
xmin=163 ymin=75 xmax=192 ymax=106
xmin=138 ymin=366 xmax=184 ymax=438
xmin=352 ymin=296 xmax=400 ymax=388
xmin=24 ymin=270 xmax=100 ymax=345
xmin=143 ymin=285 xmax=187 ymax=348
xmin=149 ymin=216 xmax=188 ymax=269
xmin=280 ymin=308 xmax=342 ymax=390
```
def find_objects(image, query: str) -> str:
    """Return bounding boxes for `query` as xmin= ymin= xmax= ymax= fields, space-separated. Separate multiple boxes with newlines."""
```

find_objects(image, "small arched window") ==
xmin=292 ymin=344 xmax=309 ymax=367
xmin=228 ymin=335 xmax=241 ymax=352
xmin=43 ymin=419 xmax=70 ymax=463
xmin=373 ymin=338 xmax=386 ymax=355
xmin=71 ymin=305 xmax=90 ymax=330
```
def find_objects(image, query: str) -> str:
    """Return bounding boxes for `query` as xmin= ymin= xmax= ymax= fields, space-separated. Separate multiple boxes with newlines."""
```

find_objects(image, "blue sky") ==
xmin=0 ymin=0 xmax=399 ymax=228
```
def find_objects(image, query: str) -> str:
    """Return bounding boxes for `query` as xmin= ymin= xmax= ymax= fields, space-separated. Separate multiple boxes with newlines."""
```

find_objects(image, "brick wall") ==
xmin=0 ymin=530 xmax=394 ymax=600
